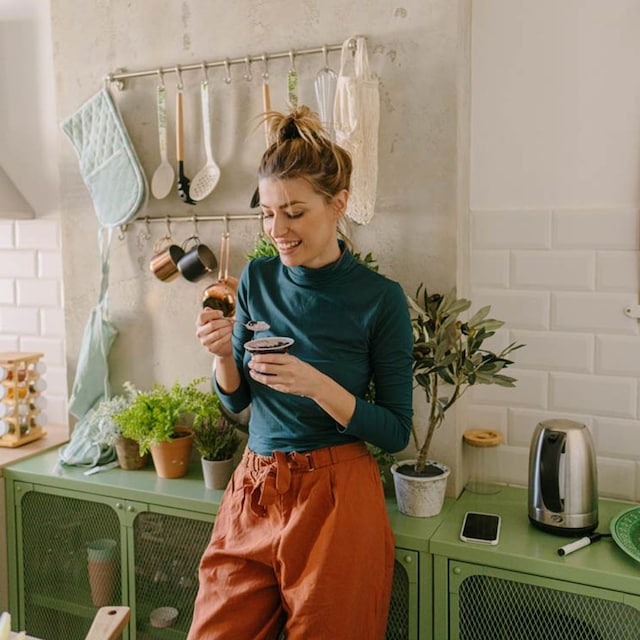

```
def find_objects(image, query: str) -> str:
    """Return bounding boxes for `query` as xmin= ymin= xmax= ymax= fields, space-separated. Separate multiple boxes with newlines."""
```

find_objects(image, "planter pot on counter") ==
xmin=150 ymin=426 xmax=194 ymax=479
xmin=115 ymin=436 xmax=149 ymax=470
xmin=201 ymin=457 xmax=234 ymax=490
xmin=391 ymin=459 xmax=450 ymax=518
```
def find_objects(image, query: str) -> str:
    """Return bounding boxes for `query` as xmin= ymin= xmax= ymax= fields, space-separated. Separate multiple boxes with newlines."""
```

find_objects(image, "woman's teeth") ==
xmin=277 ymin=240 xmax=301 ymax=250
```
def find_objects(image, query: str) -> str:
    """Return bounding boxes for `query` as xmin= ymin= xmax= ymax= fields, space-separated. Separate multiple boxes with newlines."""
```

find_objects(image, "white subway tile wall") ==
xmin=469 ymin=209 xmax=640 ymax=498
xmin=0 ymin=220 xmax=68 ymax=425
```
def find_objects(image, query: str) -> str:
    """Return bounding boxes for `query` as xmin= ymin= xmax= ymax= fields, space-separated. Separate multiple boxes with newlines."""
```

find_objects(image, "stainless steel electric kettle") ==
xmin=528 ymin=419 xmax=598 ymax=536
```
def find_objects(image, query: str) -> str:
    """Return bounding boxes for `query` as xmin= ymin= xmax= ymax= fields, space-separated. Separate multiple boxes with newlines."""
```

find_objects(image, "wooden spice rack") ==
xmin=0 ymin=351 xmax=47 ymax=448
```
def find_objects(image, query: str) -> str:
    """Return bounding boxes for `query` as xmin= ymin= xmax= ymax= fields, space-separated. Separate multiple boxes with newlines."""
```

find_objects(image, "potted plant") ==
xmin=391 ymin=285 xmax=524 ymax=517
xmin=90 ymin=382 xmax=150 ymax=470
xmin=113 ymin=378 xmax=204 ymax=479
xmin=187 ymin=386 xmax=243 ymax=489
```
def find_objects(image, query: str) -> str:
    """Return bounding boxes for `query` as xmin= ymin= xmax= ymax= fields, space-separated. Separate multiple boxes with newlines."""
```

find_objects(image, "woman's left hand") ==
xmin=247 ymin=353 xmax=320 ymax=398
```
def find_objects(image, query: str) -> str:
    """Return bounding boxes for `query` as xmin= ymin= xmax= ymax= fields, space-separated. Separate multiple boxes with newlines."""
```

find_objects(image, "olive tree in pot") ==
xmin=114 ymin=379 xmax=205 ymax=479
xmin=187 ymin=386 xmax=243 ymax=490
xmin=391 ymin=286 xmax=524 ymax=517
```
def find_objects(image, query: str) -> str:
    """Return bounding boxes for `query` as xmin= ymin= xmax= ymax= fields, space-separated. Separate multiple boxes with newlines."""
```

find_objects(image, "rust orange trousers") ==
xmin=187 ymin=441 xmax=395 ymax=640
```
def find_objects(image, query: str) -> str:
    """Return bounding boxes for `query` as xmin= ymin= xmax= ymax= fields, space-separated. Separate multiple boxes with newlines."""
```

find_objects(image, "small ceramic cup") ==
xmin=149 ymin=236 xmax=185 ymax=282
xmin=177 ymin=236 xmax=218 ymax=282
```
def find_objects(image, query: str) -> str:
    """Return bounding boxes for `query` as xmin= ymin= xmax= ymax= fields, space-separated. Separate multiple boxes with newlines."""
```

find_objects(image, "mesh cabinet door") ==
xmin=386 ymin=548 xmax=419 ymax=640
xmin=18 ymin=489 xmax=123 ymax=640
xmin=451 ymin=562 xmax=640 ymax=640
xmin=132 ymin=509 xmax=214 ymax=639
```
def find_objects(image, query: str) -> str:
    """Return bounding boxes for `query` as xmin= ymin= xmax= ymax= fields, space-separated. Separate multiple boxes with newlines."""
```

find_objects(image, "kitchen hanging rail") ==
xmin=105 ymin=38 xmax=360 ymax=89
xmin=118 ymin=212 xmax=264 ymax=239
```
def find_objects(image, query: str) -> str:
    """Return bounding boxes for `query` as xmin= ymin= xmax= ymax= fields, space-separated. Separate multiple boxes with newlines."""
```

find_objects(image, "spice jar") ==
xmin=463 ymin=429 xmax=504 ymax=494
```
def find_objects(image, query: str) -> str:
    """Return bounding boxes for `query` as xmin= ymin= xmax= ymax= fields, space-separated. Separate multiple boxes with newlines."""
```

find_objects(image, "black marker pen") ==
xmin=557 ymin=533 xmax=606 ymax=557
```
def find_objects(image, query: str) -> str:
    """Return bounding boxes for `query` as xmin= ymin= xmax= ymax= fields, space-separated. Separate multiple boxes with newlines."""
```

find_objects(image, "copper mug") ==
xmin=149 ymin=236 xmax=185 ymax=282
xmin=177 ymin=235 xmax=218 ymax=282
xmin=202 ymin=232 xmax=237 ymax=315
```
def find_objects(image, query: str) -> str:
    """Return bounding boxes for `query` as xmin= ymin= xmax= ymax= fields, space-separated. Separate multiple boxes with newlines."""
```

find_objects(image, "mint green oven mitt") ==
xmin=61 ymin=88 xmax=147 ymax=227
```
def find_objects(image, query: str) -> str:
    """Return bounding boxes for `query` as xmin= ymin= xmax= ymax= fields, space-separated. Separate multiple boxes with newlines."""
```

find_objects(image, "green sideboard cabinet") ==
xmin=5 ymin=450 xmax=451 ymax=640
xmin=430 ymin=487 xmax=640 ymax=640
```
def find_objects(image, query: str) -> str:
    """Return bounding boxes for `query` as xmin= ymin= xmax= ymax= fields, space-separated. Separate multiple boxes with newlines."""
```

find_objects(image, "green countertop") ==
xmin=4 ymin=449 xmax=222 ymax=516
xmin=430 ymin=486 xmax=640 ymax=595
xmin=4 ymin=450 xmax=453 ymax=551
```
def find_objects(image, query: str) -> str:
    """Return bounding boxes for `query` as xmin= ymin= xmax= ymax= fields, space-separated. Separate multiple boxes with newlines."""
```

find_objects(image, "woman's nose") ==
xmin=270 ymin=213 xmax=288 ymax=237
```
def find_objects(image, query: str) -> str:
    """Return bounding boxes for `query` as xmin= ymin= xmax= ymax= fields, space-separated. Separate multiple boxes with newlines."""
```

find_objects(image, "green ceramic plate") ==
xmin=610 ymin=505 xmax=640 ymax=562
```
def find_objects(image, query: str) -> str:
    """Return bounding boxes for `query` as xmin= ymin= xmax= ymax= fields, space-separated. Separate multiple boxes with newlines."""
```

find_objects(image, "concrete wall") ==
xmin=49 ymin=0 xmax=465 ymax=487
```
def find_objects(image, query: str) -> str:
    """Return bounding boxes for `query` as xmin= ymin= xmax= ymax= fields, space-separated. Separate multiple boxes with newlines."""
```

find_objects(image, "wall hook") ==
xmin=261 ymin=54 xmax=269 ymax=80
xmin=224 ymin=58 xmax=232 ymax=84
xmin=243 ymin=56 xmax=253 ymax=81
xmin=175 ymin=64 xmax=184 ymax=90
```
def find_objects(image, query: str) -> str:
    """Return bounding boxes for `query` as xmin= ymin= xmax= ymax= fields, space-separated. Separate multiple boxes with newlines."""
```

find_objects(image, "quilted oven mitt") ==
xmin=61 ymin=88 xmax=147 ymax=227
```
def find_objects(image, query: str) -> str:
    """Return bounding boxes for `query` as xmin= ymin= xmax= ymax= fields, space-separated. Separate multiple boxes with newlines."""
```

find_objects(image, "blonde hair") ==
xmin=258 ymin=106 xmax=352 ymax=202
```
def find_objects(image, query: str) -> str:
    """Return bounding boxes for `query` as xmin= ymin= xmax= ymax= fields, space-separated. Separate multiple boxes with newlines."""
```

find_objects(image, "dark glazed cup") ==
xmin=177 ymin=236 xmax=217 ymax=282
xmin=244 ymin=337 xmax=295 ymax=354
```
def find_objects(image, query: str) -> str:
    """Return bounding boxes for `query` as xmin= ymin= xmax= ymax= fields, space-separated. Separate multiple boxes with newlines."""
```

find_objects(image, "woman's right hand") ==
xmin=195 ymin=308 xmax=234 ymax=358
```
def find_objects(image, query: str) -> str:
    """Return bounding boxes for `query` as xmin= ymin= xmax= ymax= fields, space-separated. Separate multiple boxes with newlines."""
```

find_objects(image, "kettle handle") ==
xmin=540 ymin=430 xmax=565 ymax=513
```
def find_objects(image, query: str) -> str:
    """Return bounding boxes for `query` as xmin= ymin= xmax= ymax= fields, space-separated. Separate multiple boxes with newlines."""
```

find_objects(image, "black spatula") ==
xmin=176 ymin=89 xmax=196 ymax=205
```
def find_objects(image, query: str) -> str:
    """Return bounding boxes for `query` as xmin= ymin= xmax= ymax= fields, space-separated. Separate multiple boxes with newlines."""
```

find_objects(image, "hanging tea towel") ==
xmin=60 ymin=87 xmax=148 ymax=227
xmin=334 ymin=36 xmax=380 ymax=225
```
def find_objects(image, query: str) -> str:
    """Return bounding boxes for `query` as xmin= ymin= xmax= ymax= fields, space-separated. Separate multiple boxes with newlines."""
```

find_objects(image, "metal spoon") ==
xmin=232 ymin=319 xmax=270 ymax=332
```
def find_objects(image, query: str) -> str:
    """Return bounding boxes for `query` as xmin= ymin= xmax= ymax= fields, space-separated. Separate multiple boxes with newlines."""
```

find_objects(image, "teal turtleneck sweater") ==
xmin=214 ymin=245 xmax=414 ymax=456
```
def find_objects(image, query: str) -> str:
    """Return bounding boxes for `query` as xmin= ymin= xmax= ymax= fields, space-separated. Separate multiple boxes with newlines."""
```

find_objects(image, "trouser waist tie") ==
xmin=248 ymin=450 xmax=291 ymax=516
xmin=243 ymin=442 xmax=369 ymax=517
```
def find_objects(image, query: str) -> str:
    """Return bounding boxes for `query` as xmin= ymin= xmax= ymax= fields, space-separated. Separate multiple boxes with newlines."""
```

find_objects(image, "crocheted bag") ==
xmin=334 ymin=37 xmax=380 ymax=225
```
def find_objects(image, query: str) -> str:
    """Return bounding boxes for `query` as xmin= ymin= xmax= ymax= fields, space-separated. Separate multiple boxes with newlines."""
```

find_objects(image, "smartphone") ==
xmin=460 ymin=511 xmax=501 ymax=545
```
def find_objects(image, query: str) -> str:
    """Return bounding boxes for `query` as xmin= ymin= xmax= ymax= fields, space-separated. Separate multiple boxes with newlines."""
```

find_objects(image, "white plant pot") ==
xmin=201 ymin=457 xmax=234 ymax=490
xmin=390 ymin=459 xmax=450 ymax=518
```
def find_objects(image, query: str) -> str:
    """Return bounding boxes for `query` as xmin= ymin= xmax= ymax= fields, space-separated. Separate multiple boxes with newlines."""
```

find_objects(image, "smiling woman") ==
xmin=190 ymin=106 xmax=414 ymax=640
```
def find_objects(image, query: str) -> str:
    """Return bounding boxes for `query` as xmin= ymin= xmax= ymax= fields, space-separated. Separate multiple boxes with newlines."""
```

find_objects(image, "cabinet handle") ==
xmin=127 ymin=505 xmax=135 ymax=513
xmin=403 ymin=555 xmax=412 ymax=564
xmin=115 ymin=502 xmax=123 ymax=509
xmin=453 ymin=566 xmax=462 ymax=575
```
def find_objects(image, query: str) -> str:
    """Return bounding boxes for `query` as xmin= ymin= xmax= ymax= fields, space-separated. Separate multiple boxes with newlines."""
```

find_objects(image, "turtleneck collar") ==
xmin=284 ymin=240 xmax=359 ymax=287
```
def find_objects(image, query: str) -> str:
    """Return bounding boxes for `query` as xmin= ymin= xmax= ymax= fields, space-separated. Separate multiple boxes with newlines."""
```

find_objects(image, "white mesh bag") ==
xmin=333 ymin=37 xmax=380 ymax=225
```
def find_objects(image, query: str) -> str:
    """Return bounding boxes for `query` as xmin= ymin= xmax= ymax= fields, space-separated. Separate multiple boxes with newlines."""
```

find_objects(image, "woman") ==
xmin=188 ymin=106 xmax=413 ymax=640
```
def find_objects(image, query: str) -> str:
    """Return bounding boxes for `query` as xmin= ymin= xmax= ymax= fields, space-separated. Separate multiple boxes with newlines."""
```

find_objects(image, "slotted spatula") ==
xmin=190 ymin=79 xmax=221 ymax=201
xmin=176 ymin=88 xmax=196 ymax=205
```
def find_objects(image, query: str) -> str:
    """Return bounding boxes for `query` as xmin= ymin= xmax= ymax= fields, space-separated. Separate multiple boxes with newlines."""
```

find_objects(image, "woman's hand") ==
xmin=195 ymin=308 xmax=233 ymax=358
xmin=247 ymin=353 xmax=321 ymax=399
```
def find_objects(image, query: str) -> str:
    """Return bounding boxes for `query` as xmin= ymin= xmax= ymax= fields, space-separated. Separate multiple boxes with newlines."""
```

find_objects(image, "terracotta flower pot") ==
xmin=150 ymin=426 xmax=194 ymax=479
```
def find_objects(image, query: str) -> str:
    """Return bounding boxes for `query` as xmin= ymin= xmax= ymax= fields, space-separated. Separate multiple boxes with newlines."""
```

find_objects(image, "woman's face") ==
xmin=259 ymin=177 xmax=347 ymax=269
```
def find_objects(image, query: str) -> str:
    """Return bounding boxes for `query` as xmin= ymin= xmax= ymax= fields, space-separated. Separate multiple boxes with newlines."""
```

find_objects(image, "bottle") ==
xmin=6 ymin=367 xmax=27 ymax=382
xmin=29 ymin=379 xmax=47 ymax=393
xmin=32 ymin=412 xmax=47 ymax=428
xmin=7 ymin=387 xmax=27 ymax=400
xmin=0 ymin=419 xmax=9 ymax=436
xmin=0 ymin=367 xmax=7 ymax=382
xmin=28 ymin=361 xmax=47 ymax=376
xmin=30 ymin=395 xmax=47 ymax=411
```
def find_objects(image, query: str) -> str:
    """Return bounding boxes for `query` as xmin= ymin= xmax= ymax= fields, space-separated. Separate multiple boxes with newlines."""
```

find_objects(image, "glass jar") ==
xmin=463 ymin=429 xmax=504 ymax=494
